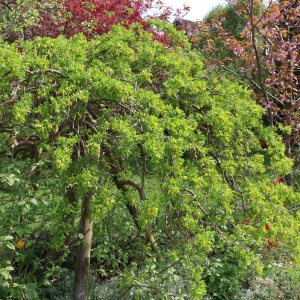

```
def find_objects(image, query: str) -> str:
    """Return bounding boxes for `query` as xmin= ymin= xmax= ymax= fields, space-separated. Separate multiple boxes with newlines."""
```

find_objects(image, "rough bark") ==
xmin=74 ymin=193 xmax=94 ymax=300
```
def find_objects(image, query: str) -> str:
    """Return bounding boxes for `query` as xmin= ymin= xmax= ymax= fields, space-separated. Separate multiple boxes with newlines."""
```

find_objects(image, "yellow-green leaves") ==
xmin=53 ymin=136 xmax=77 ymax=171
xmin=1 ymin=23 xmax=300 ymax=300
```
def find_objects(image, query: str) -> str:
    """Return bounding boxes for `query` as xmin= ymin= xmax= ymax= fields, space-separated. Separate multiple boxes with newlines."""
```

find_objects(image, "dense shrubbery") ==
xmin=0 ymin=1 xmax=299 ymax=299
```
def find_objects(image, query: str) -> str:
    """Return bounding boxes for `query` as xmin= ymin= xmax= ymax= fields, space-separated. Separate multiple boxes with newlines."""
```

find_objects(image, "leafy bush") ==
xmin=0 ymin=20 xmax=299 ymax=299
xmin=235 ymin=264 xmax=300 ymax=300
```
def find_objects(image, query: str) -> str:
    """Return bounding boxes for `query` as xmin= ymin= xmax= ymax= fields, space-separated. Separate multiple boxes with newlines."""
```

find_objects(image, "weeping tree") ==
xmin=0 ymin=22 xmax=299 ymax=299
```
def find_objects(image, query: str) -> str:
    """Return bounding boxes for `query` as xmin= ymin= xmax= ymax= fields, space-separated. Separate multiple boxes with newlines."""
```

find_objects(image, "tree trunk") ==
xmin=74 ymin=193 xmax=94 ymax=300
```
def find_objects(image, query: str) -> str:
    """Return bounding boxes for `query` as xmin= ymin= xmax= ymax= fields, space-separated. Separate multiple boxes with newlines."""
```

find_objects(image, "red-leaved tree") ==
xmin=28 ymin=0 xmax=175 ymax=39
xmin=1 ymin=0 xmax=183 ymax=41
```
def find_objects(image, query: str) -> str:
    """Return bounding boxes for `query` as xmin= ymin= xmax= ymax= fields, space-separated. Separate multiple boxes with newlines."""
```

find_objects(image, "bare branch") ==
xmin=26 ymin=69 xmax=66 ymax=77
xmin=83 ymin=120 xmax=98 ymax=134
xmin=121 ymin=179 xmax=146 ymax=200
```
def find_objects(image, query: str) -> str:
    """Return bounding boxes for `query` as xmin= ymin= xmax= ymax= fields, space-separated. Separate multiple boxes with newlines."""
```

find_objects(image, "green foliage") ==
xmin=0 ymin=22 xmax=299 ymax=298
xmin=0 ymin=0 xmax=41 ymax=41
xmin=204 ymin=2 xmax=248 ymax=38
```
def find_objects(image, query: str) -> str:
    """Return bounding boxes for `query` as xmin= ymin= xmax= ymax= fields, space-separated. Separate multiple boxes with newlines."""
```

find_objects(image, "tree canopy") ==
xmin=197 ymin=0 xmax=299 ymax=185
xmin=0 ymin=2 xmax=299 ymax=300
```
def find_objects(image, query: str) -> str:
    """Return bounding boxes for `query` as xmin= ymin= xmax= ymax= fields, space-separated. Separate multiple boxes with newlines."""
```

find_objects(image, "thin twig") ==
xmin=183 ymin=189 xmax=223 ymax=234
